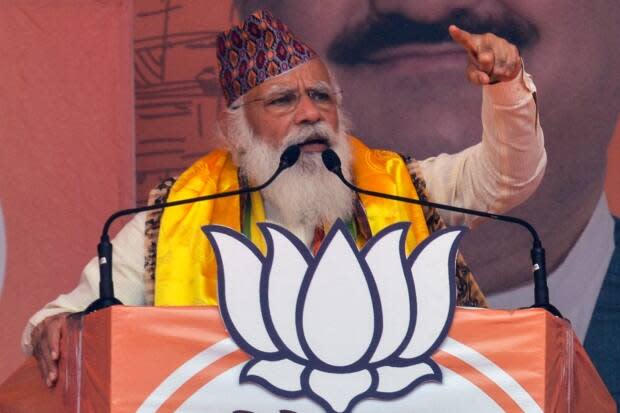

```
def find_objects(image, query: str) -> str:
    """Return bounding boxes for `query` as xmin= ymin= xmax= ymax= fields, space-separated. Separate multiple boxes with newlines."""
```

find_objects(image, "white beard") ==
xmin=225 ymin=109 xmax=355 ymax=244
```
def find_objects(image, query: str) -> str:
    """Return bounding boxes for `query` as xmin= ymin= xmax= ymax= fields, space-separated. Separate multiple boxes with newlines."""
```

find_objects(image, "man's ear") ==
xmin=216 ymin=109 xmax=230 ymax=139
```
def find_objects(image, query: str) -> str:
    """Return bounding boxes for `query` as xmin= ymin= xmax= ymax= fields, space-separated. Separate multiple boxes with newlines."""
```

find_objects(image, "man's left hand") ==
xmin=449 ymin=24 xmax=521 ymax=86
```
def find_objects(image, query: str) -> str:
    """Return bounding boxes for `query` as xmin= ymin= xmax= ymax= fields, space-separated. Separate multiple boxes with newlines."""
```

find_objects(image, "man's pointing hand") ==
xmin=449 ymin=24 xmax=521 ymax=85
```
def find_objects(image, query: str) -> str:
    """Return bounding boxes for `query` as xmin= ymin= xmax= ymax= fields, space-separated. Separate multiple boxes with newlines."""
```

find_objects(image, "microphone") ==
xmin=84 ymin=145 xmax=301 ymax=314
xmin=322 ymin=149 xmax=561 ymax=317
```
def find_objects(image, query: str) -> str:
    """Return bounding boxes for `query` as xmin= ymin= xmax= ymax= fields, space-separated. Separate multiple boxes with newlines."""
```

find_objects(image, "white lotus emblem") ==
xmin=203 ymin=220 xmax=464 ymax=413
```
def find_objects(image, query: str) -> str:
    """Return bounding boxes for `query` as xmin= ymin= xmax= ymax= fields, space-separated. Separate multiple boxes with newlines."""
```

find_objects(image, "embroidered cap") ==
xmin=216 ymin=10 xmax=317 ymax=106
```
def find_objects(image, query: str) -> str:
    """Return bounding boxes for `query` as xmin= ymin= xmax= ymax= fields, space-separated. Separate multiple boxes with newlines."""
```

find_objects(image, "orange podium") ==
xmin=0 ymin=306 xmax=615 ymax=413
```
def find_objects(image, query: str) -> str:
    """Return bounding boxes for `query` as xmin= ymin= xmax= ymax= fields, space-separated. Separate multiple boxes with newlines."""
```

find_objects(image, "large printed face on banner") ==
xmin=236 ymin=0 xmax=620 ymax=291
xmin=202 ymin=221 xmax=461 ymax=412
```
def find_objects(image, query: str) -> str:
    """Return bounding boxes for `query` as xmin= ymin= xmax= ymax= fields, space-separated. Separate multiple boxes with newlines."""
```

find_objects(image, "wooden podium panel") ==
xmin=0 ymin=306 xmax=615 ymax=412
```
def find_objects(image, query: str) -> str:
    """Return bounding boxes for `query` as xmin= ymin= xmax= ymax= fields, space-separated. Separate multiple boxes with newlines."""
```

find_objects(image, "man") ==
xmin=236 ymin=1 xmax=620 ymax=401
xmin=24 ymin=10 xmax=544 ymax=389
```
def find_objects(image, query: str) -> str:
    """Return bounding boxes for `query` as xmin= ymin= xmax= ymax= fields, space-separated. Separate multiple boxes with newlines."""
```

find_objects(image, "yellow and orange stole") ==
xmin=155 ymin=137 xmax=429 ymax=306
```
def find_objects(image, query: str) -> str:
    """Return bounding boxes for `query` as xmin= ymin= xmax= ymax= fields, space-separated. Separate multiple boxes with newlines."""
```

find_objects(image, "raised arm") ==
xmin=416 ymin=26 xmax=545 ymax=227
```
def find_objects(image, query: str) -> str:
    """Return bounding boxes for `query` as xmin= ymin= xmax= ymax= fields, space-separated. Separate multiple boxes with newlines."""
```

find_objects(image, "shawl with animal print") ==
xmin=142 ymin=159 xmax=488 ymax=307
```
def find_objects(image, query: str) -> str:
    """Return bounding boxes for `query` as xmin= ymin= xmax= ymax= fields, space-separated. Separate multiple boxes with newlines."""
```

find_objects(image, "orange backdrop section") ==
xmin=0 ymin=0 xmax=135 ymax=383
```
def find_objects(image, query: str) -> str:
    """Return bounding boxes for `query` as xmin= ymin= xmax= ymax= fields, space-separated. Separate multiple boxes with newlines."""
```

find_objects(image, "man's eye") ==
xmin=267 ymin=94 xmax=296 ymax=106
xmin=310 ymin=91 xmax=332 ymax=102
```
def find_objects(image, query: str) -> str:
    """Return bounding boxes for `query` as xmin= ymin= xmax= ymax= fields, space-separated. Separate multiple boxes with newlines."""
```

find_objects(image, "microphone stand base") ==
xmin=529 ymin=303 xmax=563 ymax=318
xmin=84 ymin=297 xmax=123 ymax=314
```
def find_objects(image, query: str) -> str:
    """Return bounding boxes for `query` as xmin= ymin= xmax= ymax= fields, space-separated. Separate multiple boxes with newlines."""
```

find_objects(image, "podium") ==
xmin=0 ymin=306 xmax=615 ymax=412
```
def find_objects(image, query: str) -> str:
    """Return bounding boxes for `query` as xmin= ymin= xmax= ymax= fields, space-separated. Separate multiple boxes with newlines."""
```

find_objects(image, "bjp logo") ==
xmin=203 ymin=220 xmax=462 ymax=413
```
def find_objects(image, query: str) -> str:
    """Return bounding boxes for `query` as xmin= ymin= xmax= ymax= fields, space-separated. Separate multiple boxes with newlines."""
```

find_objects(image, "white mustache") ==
xmin=280 ymin=122 xmax=336 ymax=149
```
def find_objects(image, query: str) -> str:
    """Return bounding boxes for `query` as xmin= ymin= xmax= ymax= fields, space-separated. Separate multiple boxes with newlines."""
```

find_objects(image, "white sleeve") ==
xmin=21 ymin=212 xmax=147 ymax=354
xmin=418 ymin=66 xmax=546 ymax=227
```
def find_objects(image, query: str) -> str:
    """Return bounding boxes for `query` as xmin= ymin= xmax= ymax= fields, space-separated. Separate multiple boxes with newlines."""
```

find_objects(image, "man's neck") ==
xmin=262 ymin=199 xmax=318 ymax=246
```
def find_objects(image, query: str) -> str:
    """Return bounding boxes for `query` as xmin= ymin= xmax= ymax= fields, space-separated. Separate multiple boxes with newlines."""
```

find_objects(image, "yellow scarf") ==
xmin=155 ymin=136 xmax=429 ymax=306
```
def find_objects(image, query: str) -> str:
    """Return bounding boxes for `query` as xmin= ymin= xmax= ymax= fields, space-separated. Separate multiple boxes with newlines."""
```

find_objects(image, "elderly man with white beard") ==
xmin=24 ymin=10 xmax=545 ymax=388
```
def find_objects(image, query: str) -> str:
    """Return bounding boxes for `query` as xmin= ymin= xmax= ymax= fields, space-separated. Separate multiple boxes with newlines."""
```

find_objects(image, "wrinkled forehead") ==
xmin=243 ymin=58 xmax=334 ymax=100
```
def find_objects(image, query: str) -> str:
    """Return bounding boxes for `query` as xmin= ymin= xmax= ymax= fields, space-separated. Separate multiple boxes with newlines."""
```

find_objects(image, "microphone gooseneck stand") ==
xmin=321 ymin=149 xmax=562 ymax=317
xmin=84 ymin=145 xmax=301 ymax=314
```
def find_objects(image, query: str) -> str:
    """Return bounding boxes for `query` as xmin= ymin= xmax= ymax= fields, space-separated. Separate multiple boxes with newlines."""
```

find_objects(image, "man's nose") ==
xmin=370 ymin=0 xmax=480 ymax=22
xmin=293 ymin=93 xmax=322 ymax=125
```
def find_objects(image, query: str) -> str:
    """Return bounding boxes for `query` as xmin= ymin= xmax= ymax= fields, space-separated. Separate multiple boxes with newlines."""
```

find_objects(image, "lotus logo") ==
xmin=203 ymin=220 xmax=464 ymax=413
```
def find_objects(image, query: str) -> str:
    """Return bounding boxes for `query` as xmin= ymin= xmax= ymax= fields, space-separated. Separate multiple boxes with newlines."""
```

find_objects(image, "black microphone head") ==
xmin=321 ymin=149 xmax=342 ymax=173
xmin=279 ymin=145 xmax=301 ymax=169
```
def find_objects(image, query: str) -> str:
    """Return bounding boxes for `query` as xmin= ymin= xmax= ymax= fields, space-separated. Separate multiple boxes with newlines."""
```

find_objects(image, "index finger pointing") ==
xmin=449 ymin=24 xmax=477 ymax=54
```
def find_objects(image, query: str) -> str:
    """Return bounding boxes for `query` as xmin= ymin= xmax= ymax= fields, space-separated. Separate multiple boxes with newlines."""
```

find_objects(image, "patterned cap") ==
xmin=216 ymin=10 xmax=317 ymax=106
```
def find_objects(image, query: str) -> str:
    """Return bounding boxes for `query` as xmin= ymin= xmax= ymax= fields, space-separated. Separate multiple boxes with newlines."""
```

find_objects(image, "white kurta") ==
xmin=22 ymin=68 xmax=545 ymax=353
